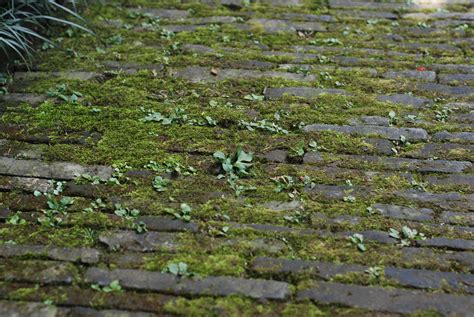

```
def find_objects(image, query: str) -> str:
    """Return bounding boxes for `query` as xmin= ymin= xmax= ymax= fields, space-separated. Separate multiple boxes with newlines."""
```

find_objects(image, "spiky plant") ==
xmin=0 ymin=0 xmax=91 ymax=66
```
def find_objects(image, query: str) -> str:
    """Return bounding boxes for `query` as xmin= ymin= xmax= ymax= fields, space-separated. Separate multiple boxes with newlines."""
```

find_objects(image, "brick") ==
xmin=302 ymin=124 xmax=428 ymax=141
xmin=137 ymin=216 xmax=199 ymax=232
xmin=247 ymin=18 xmax=326 ymax=33
xmin=0 ymin=244 xmax=100 ymax=264
xmin=433 ymin=131 xmax=474 ymax=143
xmin=377 ymin=94 xmax=433 ymax=108
xmin=265 ymin=87 xmax=348 ymax=99
xmin=0 ymin=300 xmax=58 ymax=317
xmin=440 ymin=211 xmax=474 ymax=226
xmin=418 ymin=83 xmax=474 ymax=96
xmin=0 ymin=93 xmax=47 ymax=107
xmin=99 ymin=230 xmax=180 ymax=252
xmin=297 ymin=281 xmax=474 ymax=315
xmin=85 ymin=268 xmax=291 ymax=300
xmin=173 ymin=66 xmax=316 ymax=83
xmin=383 ymin=70 xmax=436 ymax=82
xmin=129 ymin=8 xmax=189 ymax=19
xmin=0 ymin=157 xmax=112 ymax=181
xmin=439 ymin=73 xmax=474 ymax=85
xmin=329 ymin=0 xmax=404 ymax=10
xmin=374 ymin=204 xmax=434 ymax=222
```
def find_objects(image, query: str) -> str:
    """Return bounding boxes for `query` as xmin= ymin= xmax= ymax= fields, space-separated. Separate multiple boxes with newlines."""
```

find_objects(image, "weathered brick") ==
xmin=338 ymin=155 xmax=471 ymax=173
xmin=433 ymin=131 xmax=474 ymax=143
xmin=0 ymin=176 xmax=52 ymax=192
xmin=0 ymin=244 xmax=100 ymax=264
xmin=247 ymin=18 xmax=326 ymax=33
xmin=0 ymin=300 xmax=58 ymax=317
xmin=418 ymin=83 xmax=474 ymax=96
xmin=0 ymin=157 xmax=112 ymax=181
xmin=377 ymin=94 xmax=433 ymax=108
xmin=173 ymin=67 xmax=316 ymax=82
xmin=297 ymin=281 xmax=474 ymax=315
xmin=329 ymin=0 xmax=404 ymax=10
xmin=440 ymin=211 xmax=474 ymax=226
xmin=265 ymin=87 xmax=348 ymax=99
xmin=252 ymin=257 xmax=474 ymax=292
xmin=383 ymin=70 xmax=436 ymax=82
xmin=374 ymin=204 xmax=434 ymax=222
xmin=438 ymin=73 xmax=474 ymax=85
xmin=137 ymin=216 xmax=199 ymax=232
xmin=129 ymin=8 xmax=189 ymax=19
xmin=85 ymin=267 xmax=291 ymax=300
xmin=302 ymin=124 xmax=428 ymax=141
xmin=99 ymin=230 xmax=180 ymax=252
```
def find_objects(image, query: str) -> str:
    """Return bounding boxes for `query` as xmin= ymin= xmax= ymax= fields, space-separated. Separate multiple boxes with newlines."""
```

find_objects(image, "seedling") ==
xmin=152 ymin=176 xmax=170 ymax=192
xmin=244 ymin=94 xmax=264 ymax=101
xmin=165 ymin=203 xmax=192 ymax=222
xmin=163 ymin=262 xmax=194 ymax=277
xmin=47 ymin=84 xmax=82 ymax=103
xmin=6 ymin=212 xmax=26 ymax=225
xmin=388 ymin=111 xmax=397 ymax=126
xmin=213 ymin=146 xmax=253 ymax=177
xmin=289 ymin=141 xmax=305 ymax=157
xmin=132 ymin=221 xmax=148 ymax=234
xmin=91 ymin=280 xmax=122 ymax=293
xmin=145 ymin=158 xmax=196 ymax=176
xmin=114 ymin=204 xmax=140 ymax=220
xmin=348 ymin=233 xmax=366 ymax=252
xmin=389 ymin=226 xmax=426 ymax=247
xmin=239 ymin=119 xmax=288 ymax=135
xmin=83 ymin=198 xmax=106 ymax=214
xmin=365 ymin=266 xmax=383 ymax=280
xmin=434 ymin=108 xmax=451 ymax=123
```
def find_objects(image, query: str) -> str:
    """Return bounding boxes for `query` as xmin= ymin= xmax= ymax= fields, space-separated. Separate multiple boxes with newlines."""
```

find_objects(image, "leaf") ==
xmin=213 ymin=151 xmax=226 ymax=161
xmin=236 ymin=148 xmax=253 ymax=163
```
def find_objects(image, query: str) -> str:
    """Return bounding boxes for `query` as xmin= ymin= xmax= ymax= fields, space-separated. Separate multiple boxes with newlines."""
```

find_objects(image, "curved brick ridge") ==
xmin=85 ymin=267 xmax=291 ymax=300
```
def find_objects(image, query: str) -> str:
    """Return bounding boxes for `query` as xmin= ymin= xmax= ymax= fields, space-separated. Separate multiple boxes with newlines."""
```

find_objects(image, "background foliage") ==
xmin=0 ymin=0 xmax=90 ymax=66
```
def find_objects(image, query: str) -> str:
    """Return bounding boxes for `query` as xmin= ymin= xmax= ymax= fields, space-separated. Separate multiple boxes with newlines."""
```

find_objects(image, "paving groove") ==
xmin=0 ymin=0 xmax=473 ymax=316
